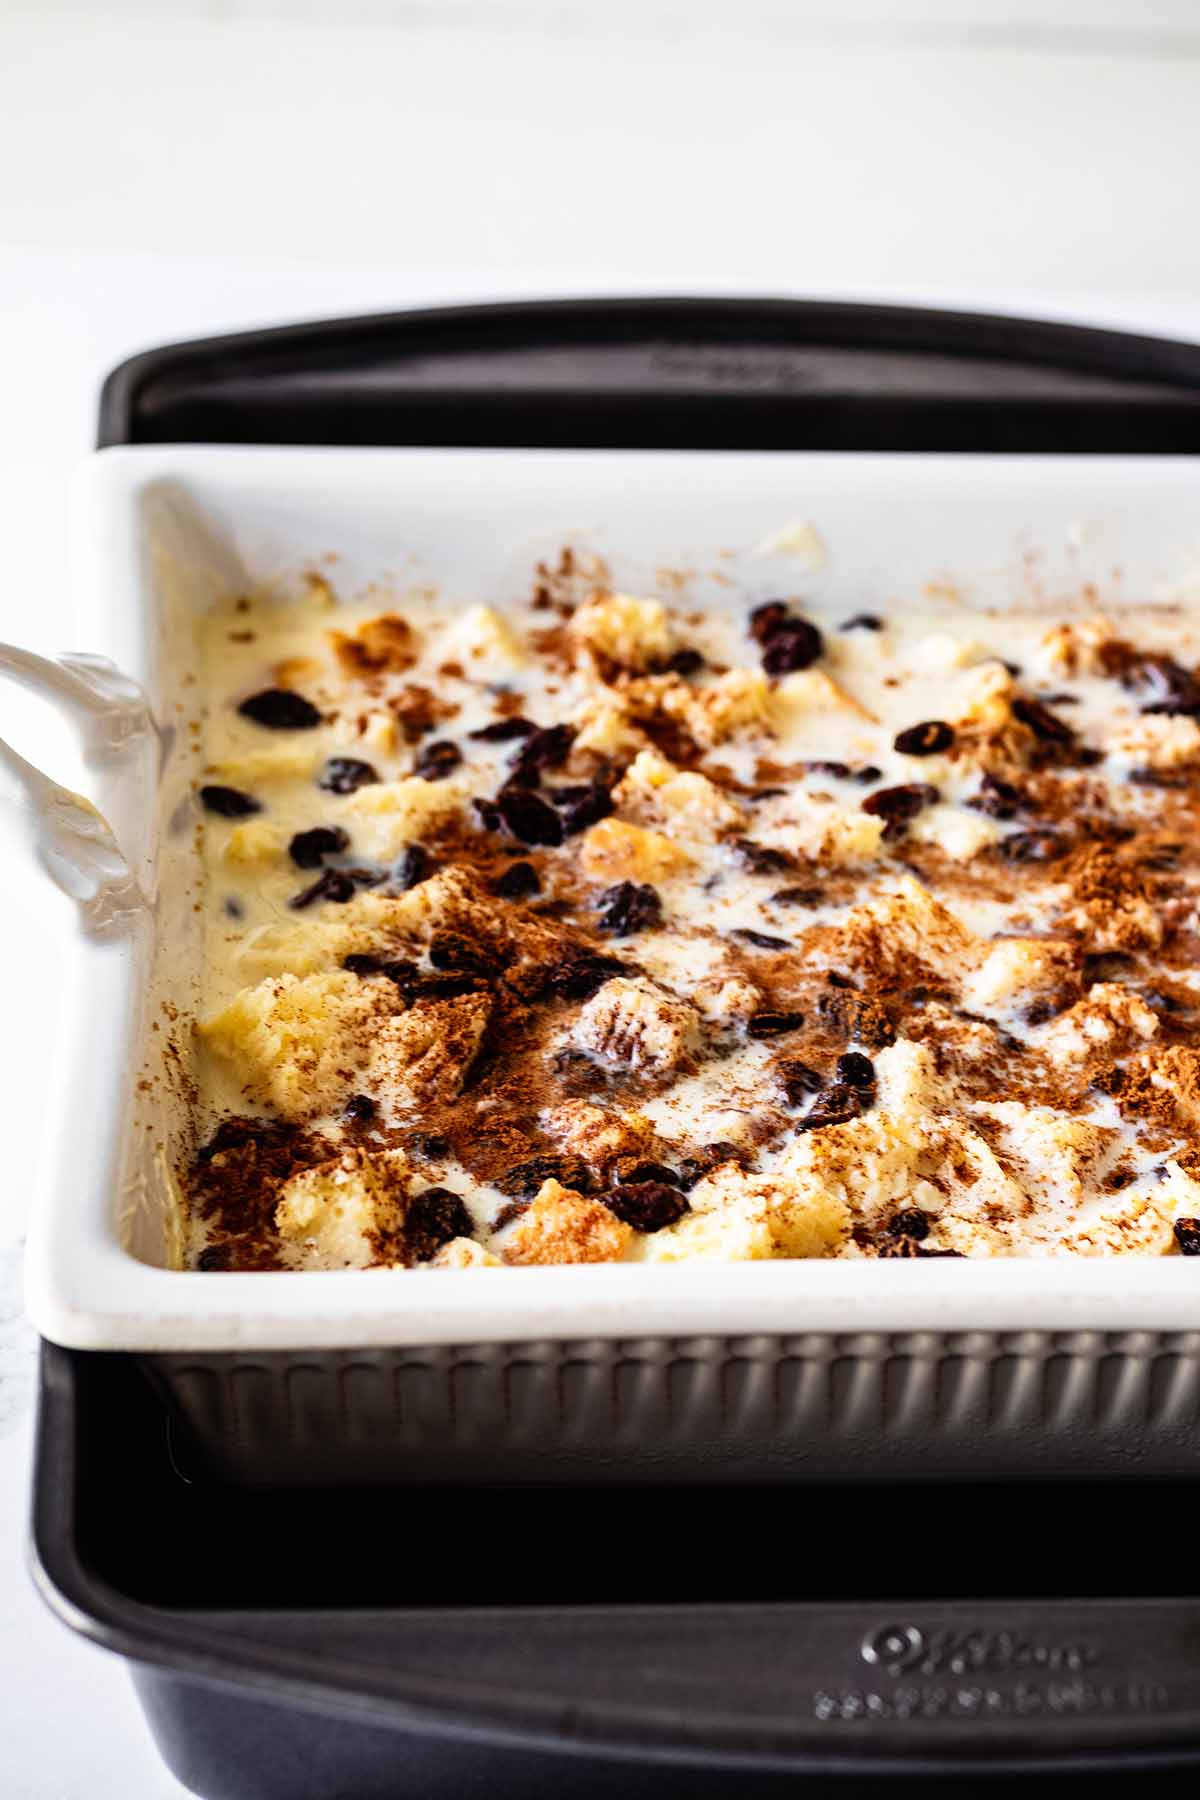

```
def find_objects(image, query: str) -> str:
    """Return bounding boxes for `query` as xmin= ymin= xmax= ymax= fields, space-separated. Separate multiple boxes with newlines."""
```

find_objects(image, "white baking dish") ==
xmin=19 ymin=445 xmax=1200 ymax=1354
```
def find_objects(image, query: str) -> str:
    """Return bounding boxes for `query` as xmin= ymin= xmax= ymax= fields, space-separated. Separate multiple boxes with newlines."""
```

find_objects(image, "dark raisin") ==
xmin=491 ymin=1198 xmax=531 ymax=1232
xmin=551 ymin=779 xmax=613 ymax=835
xmin=999 ymin=829 xmax=1065 ymax=863
xmin=429 ymin=931 xmax=497 ymax=976
xmin=496 ymin=787 xmax=564 ymax=846
xmin=894 ymin=720 xmax=955 ymax=756
xmin=597 ymin=881 xmax=663 ymax=936
xmin=393 ymin=844 xmax=434 ymax=890
xmin=541 ymin=947 xmax=627 ymax=1000
xmin=826 ymin=971 xmax=853 ymax=989
xmin=840 ymin=613 xmax=883 ymax=632
xmin=967 ymin=772 xmax=1023 ymax=819
xmin=666 ymin=647 xmax=706 ymax=676
xmin=343 ymin=951 xmax=417 ymax=984
xmin=885 ymin=1208 xmax=931 ymax=1241
xmin=747 ymin=1011 xmax=805 ymax=1037
xmin=733 ymin=928 xmax=792 ymax=950
xmin=777 ymin=1059 xmax=825 ymax=1104
xmin=1174 ymin=1218 xmax=1200 ymax=1256
xmin=237 ymin=687 xmax=322 ymax=730
xmin=797 ymin=1083 xmax=863 ymax=1129
xmin=406 ymin=1187 xmax=474 ymax=1261
xmin=411 ymin=1131 xmax=450 ymax=1157
xmin=223 ymin=896 xmax=244 ymax=920
xmin=801 ymin=760 xmax=851 ymax=780
xmin=615 ymin=1161 xmax=683 ymax=1188
xmin=837 ymin=1051 xmax=876 ymax=1088
xmin=1002 ymin=661 xmax=1023 ymax=678
xmin=770 ymin=884 xmax=824 ymax=907
xmin=509 ymin=723 xmax=576 ymax=784
xmin=497 ymin=1155 xmax=594 ymax=1198
xmin=413 ymin=739 xmax=462 ymax=780
xmin=748 ymin=600 xmax=790 ymax=643
xmin=343 ymin=1093 xmax=377 ymax=1124
xmin=289 ymin=867 xmax=357 ymax=907
xmin=676 ymin=1142 xmax=748 ymax=1188
xmin=493 ymin=860 xmax=540 ymax=899
xmin=860 ymin=782 xmax=938 ymax=838
xmin=413 ymin=972 xmax=488 ymax=999
xmin=289 ymin=825 xmax=351 ymax=869
xmin=199 ymin=784 xmax=262 ymax=817
xmin=196 ymin=1244 xmax=231 ymax=1272
xmin=735 ymin=838 xmax=794 ymax=874
xmin=854 ymin=765 xmax=884 ymax=785
xmin=599 ymin=1180 xmax=689 ymax=1233
xmin=761 ymin=617 xmax=824 ymax=674
xmin=1082 ymin=950 xmax=1136 ymax=983
xmin=1011 ymin=695 xmax=1076 ymax=743
xmin=1121 ymin=655 xmax=1200 ymax=717
xmin=469 ymin=716 xmax=537 ymax=741
xmin=319 ymin=756 xmax=379 ymax=795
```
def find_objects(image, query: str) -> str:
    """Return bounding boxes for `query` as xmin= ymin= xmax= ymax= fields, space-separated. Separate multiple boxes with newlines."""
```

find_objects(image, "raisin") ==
xmin=1011 ymin=694 xmax=1076 ymax=743
xmin=551 ymin=779 xmax=613 ymax=835
xmin=1174 ymin=1218 xmax=1200 ymax=1256
xmin=496 ymin=787 xmax=564 ymax=846
xmin=343 ymin=951 xmax=417 ymax=984
xmin=411 ymin=1131 xmax=451 ymax=1157
xmin=237 ymin=688 xmax=322 ymax=729
xmin=319 ymin=756 xmax=379 ymax=795
xmin=393 ymin=844 xmax=434 ymax=890
xmin=885 ymin=1208 xmax=931 ymax=1241
xmin=469 ymin=717 xmax=537 ymax=741
xmin=748 ymin=600 xmax=790 ymax=643
xmin=288 ymin=825 xmax=351 ymax=869
xmin=615 ymin=1161 xmax=683 ymax=1188
xmin=676 ymin=1142 xmax=748 ymax=1188
xmin=893 ymin=720 xmax=955 ymax=756
xmin=497 ymin=1155 xmax=594 ymax=1198
xmin=289 ymin=867 xmax=357 ymax=907
xmin=429 ymin=931 xmax=497 ymax=976
xmin=509 ymin=723 xmax=576 ymax=784
xmin=837 ymin=1051 xmax=876 ymax=1088
xmin=861 ymin=782 xmax=938 ymax=837
xmin=761 ymin=617 xmax=823 ymax=674
xmin=840 ymin=613 xmax=883 ymax=632
xmin=597 ymin=881 xmax=663 ymax=936
xmin=1121 ymin=655 xmax=1200 ymax=717
xmin=666 ymin=646 xmax=705 ymax=676
xmin=599 ymin=1180 xmax=689 ymax=1233
xmin=733 ymin=928 xmax=792 ymax=950
xmin=406 ymin=1187 xmax=474 ymax=1261
xmin=802 ymin=760 xmax=851 ymax=780
xmin=854 ymin=765 xmax=884 ymax=785
xmin=196 ymin=1244 xmax=231 ymax=1272
xmin=493 ymin=860 xmax=540 ymax=899
xmin=541 ymin=947 xmax=627 ymax=999
xmin=343 ymin=1093 xmax=377 ymax=1124
xmin=199 ymin=784 xmax=262 ymax=817
xmin=748 ymin=1011 xmax=805 ymax=1037
xmin=967 ymin=772 xmax=1023 ymax=819
xmin=413 ymin=739 xmax=462 ymax=780
xmin=999 ymin=829 xmax=1065 ymax=863
xmin=797 ymin=1083 xmax=863 ymax=1129
xmin=777 ymin=1059 xmax=825 ymax=1104
xmin=491 ymin=1197 xmax=531 ymax=1232
xmin=770 ymin=884 xmax=824 ymax=907
xmin=735 ymin=839 xmax=794 ymax=875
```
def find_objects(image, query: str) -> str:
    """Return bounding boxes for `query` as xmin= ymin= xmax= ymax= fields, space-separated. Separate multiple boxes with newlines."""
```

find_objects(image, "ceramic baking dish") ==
xmin=11 ymin=435 xmax=1200 ymax=1479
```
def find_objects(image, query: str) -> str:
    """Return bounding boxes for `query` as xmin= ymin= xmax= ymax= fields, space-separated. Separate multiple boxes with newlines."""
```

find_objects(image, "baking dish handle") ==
xmin=0 ymin=644 xmax=150 ymax=934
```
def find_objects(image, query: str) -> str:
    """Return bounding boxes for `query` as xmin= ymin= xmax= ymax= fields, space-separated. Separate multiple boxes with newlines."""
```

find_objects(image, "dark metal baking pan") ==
xmin=31 ymin=1345 xmax=1200 ymax=1794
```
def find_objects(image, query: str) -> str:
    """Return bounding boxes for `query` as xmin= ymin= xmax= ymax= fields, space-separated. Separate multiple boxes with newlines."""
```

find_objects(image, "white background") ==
xmin=2 ymin=2 xmax=1200 ymax=1794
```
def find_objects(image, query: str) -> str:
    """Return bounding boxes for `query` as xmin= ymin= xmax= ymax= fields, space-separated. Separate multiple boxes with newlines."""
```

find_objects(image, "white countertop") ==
xmin=3 ymin=2 xmax=1200 ymax=1793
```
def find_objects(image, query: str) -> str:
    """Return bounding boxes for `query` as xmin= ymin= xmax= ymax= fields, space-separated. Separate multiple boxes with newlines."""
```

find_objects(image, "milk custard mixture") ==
xmin=183 ymin=540 xmax=1200 ymax=1270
